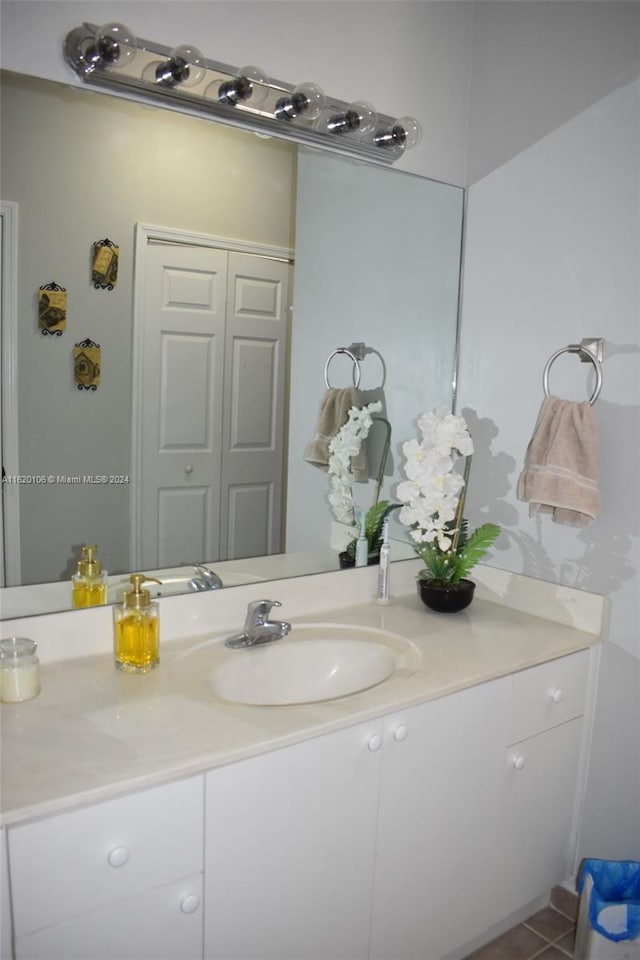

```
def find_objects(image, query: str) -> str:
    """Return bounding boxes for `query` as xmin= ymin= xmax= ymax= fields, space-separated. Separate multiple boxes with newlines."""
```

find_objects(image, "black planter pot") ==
xmin=339 ymin=551 xmax=380 ymax=569
xmin=418 ymin=578 xmax=475 ymax=613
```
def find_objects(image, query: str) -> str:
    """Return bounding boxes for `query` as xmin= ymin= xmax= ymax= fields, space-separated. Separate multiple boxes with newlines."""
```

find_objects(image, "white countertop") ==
xmin=0 ymin=564 xmax=604 ymax=827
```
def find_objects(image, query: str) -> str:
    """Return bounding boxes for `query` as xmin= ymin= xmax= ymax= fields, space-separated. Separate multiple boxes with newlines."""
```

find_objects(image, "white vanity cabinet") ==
xmin=2 ymin=648 xmax=592 ymax=960
xmin=8 ymin=776 xmax=204 ymax=960
xmin=203 ymin=649 xmax=591 ymax=960
xmin=372 ymin=649 xmax=590 ymax=960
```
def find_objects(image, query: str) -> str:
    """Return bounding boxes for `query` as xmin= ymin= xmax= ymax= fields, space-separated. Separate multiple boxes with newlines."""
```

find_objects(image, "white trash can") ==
xmin=574 ymin=860 xmax=640 ymax=960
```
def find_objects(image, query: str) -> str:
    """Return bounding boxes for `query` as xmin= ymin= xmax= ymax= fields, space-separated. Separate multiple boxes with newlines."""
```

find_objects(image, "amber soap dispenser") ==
xmin=72 ymin=544 xmax=108 ymax=608
xmin=113 ymin=574 xmax=160 ymax=674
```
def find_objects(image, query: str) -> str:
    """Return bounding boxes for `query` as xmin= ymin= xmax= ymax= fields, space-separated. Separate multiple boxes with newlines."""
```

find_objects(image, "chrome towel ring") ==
xmin=542 ymin=338 xmax=604 ymax=405
xmin=324 ymin=347 xmax=361 ymax=389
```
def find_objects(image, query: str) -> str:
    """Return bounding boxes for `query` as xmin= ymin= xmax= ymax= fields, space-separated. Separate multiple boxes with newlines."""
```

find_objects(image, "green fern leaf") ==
xmin=365 ymin=500 xmax=400 ymax=554
xmin=345 ymin=500 xmax=400 ymax=560
xmin=451 ymin=523 xmax=501 ymax=583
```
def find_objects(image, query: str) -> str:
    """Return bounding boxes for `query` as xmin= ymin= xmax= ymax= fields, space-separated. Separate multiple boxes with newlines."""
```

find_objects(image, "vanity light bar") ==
xmin=63 ymin=23 xmax=422 ymax=165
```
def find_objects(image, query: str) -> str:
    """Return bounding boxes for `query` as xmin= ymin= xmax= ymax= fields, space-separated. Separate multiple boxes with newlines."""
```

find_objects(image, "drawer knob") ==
xmin=550 ymin=688 xmax=564 ymax=704
xmin=107 ymin=846 xmax=130 ymax=868
xmin=393 ymin=725 xmax=409 ymax=742
xmin=512 ymin=754 xmax=526 ymax=771
xmin=367 ymin=734 xmax=383 ymax=752
xmin=180 ymin=894 xmax=201 ymax=914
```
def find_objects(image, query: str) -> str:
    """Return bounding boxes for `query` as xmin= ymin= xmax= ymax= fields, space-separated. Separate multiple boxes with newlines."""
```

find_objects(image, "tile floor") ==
xmin=465 ymin=886 xmax=580 ymax=960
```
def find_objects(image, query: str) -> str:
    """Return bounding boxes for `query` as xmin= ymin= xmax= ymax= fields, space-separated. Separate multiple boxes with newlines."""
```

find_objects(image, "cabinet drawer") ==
xmin=9 ymin=775 xmax=203 ymax=938
xmin=508 ymin=650 xmax=589 ymax=744
xmin=14 ymin=872 xmax=203 ymax=960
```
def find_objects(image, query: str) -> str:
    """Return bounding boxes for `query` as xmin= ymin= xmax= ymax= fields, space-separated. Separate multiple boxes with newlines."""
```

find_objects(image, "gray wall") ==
xmin=1 ymin=72 xmax=295 ymax=583
xmin=466 ymin=1 xmax=640 ymax=184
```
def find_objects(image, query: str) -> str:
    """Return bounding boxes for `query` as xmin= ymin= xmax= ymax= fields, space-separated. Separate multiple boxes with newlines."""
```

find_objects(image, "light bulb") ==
xmin=395 ymin=116 xmax=422 ymax=149
xmin=374 ymin=115 xmax=422 ymax=151
xmin=147 ymin=43 xmax=206 ymax=88
xmin=323 ymin=100 xmax=377 ymax=136
xmin=275 ymin=82 xmax=325 ymax=122
xmin=85 ymin=22 xmax=136 ymax=71
xmin=205 ymin=65 xmax=269 ymax=107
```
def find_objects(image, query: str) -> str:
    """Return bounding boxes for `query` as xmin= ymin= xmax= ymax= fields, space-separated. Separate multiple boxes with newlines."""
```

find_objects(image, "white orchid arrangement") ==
xmin=328 ymin=401 xmax=382 ymax=525
xmin=397 ymin=408 xmax=500 ymax=584
xmin=328 ymin=401 xmax=398 ymax=562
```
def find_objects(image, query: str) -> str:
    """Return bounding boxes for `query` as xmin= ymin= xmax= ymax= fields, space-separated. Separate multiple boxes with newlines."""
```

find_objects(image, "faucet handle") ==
xmin=245 ymin=599 xmax=281 ymax=627
xmin=192 ymin=564 xmax=223 ymax=588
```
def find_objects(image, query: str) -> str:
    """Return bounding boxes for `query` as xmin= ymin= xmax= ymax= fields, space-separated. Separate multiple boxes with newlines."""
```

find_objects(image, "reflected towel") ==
xmin=304 ymin=387 xmax=368 ymax=480
xmin=517 ymin=395 xmax=600 ymax=527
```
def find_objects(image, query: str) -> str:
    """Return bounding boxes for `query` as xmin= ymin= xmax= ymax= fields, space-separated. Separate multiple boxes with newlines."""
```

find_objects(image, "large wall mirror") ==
xmin=0 ymin=69 xmax=463 ymax=620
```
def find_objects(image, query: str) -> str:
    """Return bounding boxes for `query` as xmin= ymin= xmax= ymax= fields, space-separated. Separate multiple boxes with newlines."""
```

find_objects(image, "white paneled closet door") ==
xmin=139 ymin=241 xmax=227 ymax=570
xmin=136 ymin=236 xmax=289 ymax=570
xmin=220 ymin=252 xmax=289 ymax=561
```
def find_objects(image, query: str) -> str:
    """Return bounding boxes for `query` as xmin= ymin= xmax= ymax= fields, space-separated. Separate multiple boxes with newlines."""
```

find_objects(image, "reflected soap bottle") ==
xmin=72 ymin=544 xmax=108 ymax=608
xmin=113 ymin=574 xmax=160 ymax=674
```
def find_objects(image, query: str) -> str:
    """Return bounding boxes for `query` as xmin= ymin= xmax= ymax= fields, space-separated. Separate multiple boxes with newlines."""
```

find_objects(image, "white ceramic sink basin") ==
xmin=211 ymin=634 xmax=397 ymax=705
xmin=171 ymin=622 xmax=421 ymax=707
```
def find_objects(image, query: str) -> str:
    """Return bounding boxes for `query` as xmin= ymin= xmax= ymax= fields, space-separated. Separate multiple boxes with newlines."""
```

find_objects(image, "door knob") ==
xmin=512 ymin=754 xmax=526 ymax=771
xmin=185 ymin=464 xmax=194 ymax=474
xmin=367 ymin=734 xmax=382 ymax=752
xmin=180 ymin=893 xmax=201 ymax=914
xmin=550 ymin=688 xmax=564 ymax=704
xmin=393 ymin=725 xmax=409 ymax=742
xmin=107 ymin=846 xmax=130 ymax=868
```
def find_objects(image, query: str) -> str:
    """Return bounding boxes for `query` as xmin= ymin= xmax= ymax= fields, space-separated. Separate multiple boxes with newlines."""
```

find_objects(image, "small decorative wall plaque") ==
xmin=92 ymin=238 xmax=119 ymax=290
xmin=38 ymin=282 xmax=67 ymax=335
xmin=74 ymin=339 xmax=101 ymax=391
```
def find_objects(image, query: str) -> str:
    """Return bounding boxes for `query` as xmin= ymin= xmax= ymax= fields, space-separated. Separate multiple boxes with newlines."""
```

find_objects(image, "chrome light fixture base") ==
xmin=64 ymin=23 xmax=420 ymax=165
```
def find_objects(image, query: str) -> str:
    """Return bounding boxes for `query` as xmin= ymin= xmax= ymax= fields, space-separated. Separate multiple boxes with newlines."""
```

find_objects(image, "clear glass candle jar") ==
xmin=0 ymin=637 xmax=41 ymax=703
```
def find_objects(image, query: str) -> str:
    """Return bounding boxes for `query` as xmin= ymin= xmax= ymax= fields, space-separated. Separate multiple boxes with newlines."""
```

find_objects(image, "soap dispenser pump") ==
xmin=72 ymin=544 xmax=108 ymax=608
xmin=113 ymin=574 xmax=161 ymax=674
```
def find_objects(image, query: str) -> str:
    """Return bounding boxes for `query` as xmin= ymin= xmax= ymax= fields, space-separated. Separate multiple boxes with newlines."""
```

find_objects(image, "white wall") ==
xmin=458 ymin=77 xmax=640 ymax=859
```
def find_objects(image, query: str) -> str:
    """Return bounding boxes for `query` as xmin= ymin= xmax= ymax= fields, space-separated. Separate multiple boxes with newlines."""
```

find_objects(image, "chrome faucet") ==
xmin=225 ymin=599 xmax=291 ymax=649
xmin=189 ymin=564 xmax=223 ymax=591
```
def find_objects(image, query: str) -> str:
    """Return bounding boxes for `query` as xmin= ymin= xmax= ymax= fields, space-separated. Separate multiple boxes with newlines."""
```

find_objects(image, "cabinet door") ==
xmin=14 ymin=873 xmax=203 ymax=960
xmin=501 ymin=717 xmax=584 ymax=914
xmin=370 ymin=679 xmax=510 ymax=960
xmin=204 ymin=719 xmax=383 ymax=960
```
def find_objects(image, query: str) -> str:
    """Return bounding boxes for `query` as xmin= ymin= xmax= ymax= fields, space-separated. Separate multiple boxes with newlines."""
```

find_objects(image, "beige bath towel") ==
xmin=517 ymin=396 xmax=600 ymax=527
xmin=304 ymin=387 xmax=368 ymax=480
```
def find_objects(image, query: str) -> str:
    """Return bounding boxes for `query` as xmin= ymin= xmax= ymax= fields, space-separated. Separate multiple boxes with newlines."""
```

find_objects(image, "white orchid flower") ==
xmin=327 ymin=401 xmax=384 ymax=526
xmin=397 ymin=408 xmax=472 ymax=547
